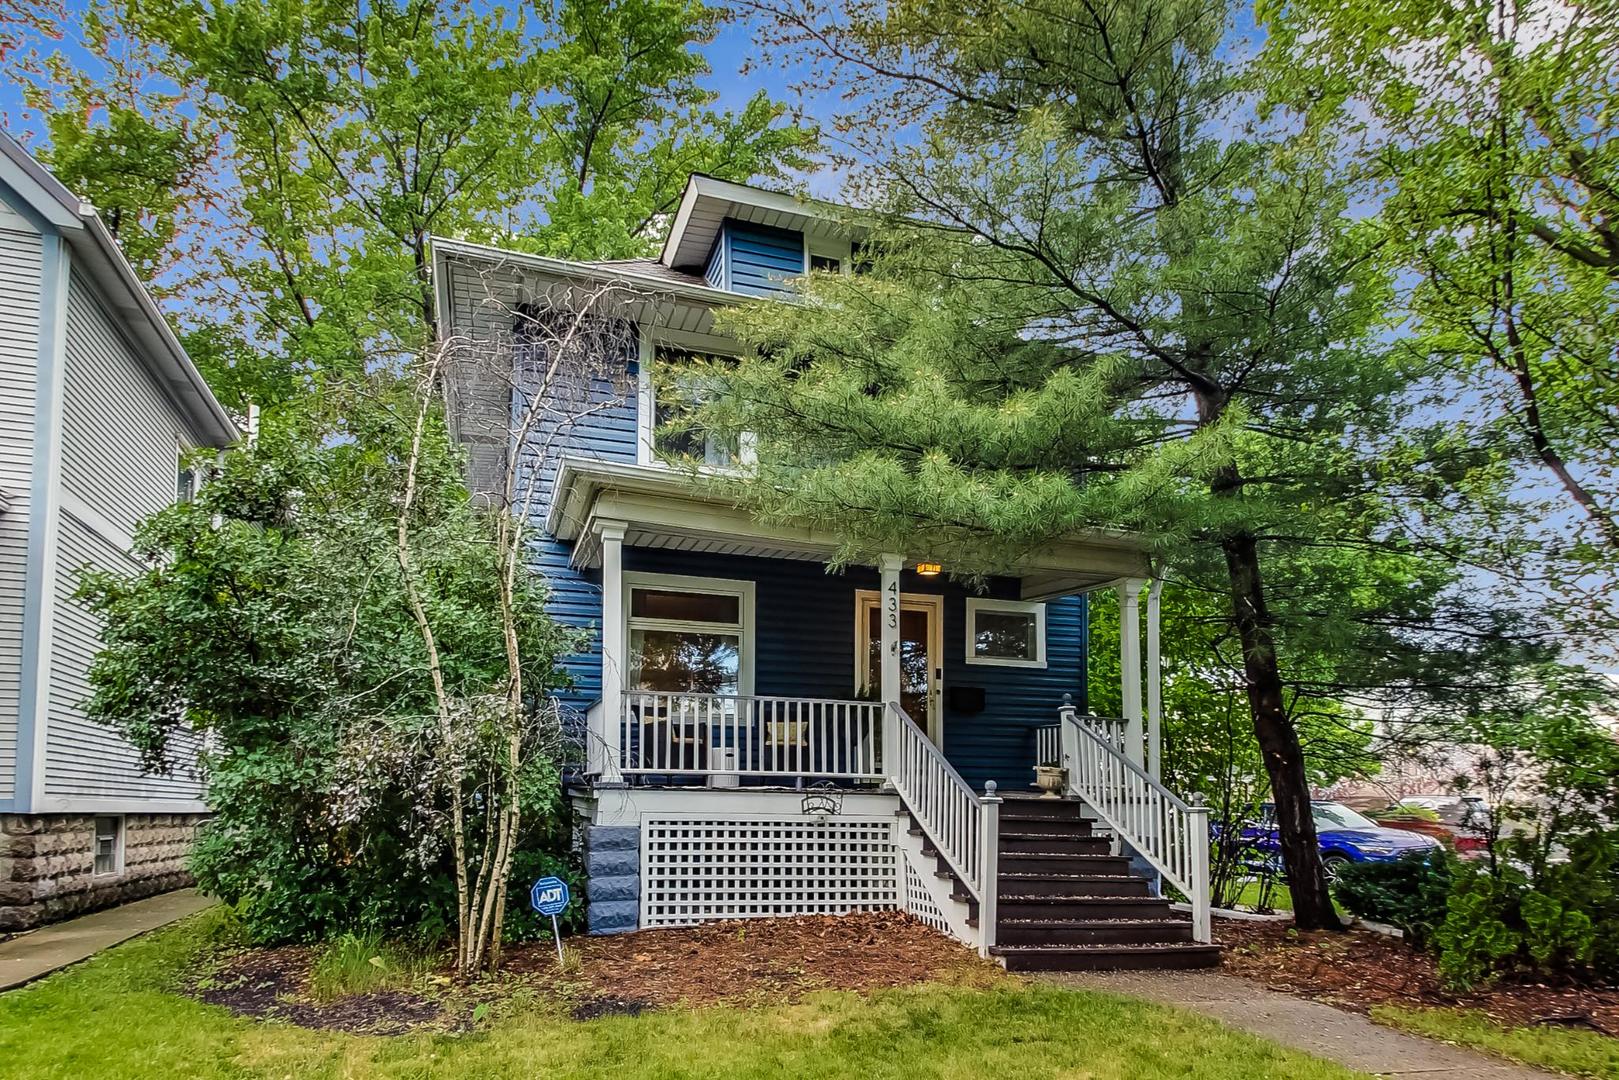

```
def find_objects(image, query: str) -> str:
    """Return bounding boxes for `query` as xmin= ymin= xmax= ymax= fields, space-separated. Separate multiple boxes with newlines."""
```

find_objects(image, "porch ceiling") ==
xmin=547 ymin=458 xmax=1150 ymax=595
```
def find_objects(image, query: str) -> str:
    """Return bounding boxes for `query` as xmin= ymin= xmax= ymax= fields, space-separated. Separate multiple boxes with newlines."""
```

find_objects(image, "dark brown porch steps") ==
xmin=988 ymin=796 xmax=1220 ymax=972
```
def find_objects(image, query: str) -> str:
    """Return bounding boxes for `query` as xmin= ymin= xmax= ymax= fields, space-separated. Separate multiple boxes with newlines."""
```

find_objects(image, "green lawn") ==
xmin=0 ymin=910 xmax=1372 ymax=1080
xmin=1373 ymin=1005 xmax=1619 ymax=1080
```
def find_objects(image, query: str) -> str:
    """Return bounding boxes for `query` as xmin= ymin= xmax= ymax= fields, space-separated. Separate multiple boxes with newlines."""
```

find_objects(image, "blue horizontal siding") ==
xmin=518 ymin=347 xmax=638 ymax=711
xmin=711 ymin=221 xmax=804 ymax=297
xmin=618 ymin=549 xmax=1087 ymax=790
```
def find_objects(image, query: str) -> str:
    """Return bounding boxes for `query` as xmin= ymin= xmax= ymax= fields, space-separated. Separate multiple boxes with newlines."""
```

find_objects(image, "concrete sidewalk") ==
xmin=1043 ymin=969 xmax=1560 ymax=1079
xmin=0 ymin=888 xmax=216 ymax=991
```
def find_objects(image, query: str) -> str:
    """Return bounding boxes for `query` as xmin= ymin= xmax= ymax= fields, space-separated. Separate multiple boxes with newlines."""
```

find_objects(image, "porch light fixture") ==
xmin=915 ymin=561 xmax=942 ymax=577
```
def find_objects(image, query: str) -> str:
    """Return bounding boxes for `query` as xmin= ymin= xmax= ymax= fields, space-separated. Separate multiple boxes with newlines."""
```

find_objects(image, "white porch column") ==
xmin=879 ymin=553 xmax=904 ymax=775
xmin=1146 ymin=578 xmax=1164 ymax=780
xmin=1119 ymin=577 xmax=1146 ymax=769
xmin=595 ymin=520 xmax=629 ymax=782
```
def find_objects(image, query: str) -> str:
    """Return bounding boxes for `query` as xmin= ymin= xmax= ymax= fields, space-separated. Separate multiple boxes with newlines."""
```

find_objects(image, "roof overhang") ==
xmin=546 ymin=458 xmax=1151 ymax=598
xmin=431 ymin=236 xmax=750 ymax=353
xmin=0 ymin=134 xmax=237 ymax=447
xmin=659 ymin=175 xmax=865 ymax=273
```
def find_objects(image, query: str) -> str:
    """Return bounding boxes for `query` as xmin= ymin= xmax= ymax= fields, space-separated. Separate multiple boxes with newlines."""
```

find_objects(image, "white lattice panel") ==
xmin=641 ymin=817 xmax=899 ymax=926
xmin=902 ymin=850 xmax=950 ymax=934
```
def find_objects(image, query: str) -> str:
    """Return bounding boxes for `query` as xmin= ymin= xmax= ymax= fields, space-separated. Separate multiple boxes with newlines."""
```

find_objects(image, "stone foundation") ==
xmin=0 ymin=813 xmax=204 ymax=932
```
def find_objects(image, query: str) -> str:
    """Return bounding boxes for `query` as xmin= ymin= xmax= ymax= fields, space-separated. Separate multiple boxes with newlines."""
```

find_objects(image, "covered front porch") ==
xmin=549 ymin=458 xmax=1171 ymax=791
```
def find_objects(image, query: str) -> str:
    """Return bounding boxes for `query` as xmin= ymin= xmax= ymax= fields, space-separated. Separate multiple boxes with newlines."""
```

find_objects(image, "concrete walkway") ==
xmin=1043 ymin=969 xmax=1560 ymax=1079
xmin=0 ymin=888 xmax=215 ymax=991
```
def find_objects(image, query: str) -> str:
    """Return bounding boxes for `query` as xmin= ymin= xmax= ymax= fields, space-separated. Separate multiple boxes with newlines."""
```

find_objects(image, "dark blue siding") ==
xmin=707 ymin=221 xmax=804 ymax=297
xmin=522 ymin=360 xmax=638 ymax=713
xmin=619 ymin=548 xmax=1088 ymax=790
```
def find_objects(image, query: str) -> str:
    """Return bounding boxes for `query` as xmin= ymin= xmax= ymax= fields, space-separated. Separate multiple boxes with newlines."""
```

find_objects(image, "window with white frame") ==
xmin=626 ymin=575 xmax=753 ymax=695
xmin=176 ymin=446 xmax=197 ymax=504
xmin=965 ymin=598 xmax=1046 ymax=668
xmin=93 ymin=816 xmax=123 ymax=875
xmin=639 ymin=345 xmax=741 ymax=468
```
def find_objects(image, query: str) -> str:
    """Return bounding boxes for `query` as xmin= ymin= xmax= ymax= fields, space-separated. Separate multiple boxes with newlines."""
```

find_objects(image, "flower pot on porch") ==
xmin=1034 ymin=765 xmax=1067 ymax=799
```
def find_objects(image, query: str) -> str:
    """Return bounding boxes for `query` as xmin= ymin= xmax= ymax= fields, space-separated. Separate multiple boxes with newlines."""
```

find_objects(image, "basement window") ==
xmin=93 ymin=816 xmax=123 ymax=876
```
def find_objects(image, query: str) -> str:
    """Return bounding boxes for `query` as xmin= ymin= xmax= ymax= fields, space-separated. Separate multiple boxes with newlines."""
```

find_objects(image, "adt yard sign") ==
xmin=530 ymin=876 xmax=570 ymax=965
xmin=530 ymin=876 xmax=569 ymax=916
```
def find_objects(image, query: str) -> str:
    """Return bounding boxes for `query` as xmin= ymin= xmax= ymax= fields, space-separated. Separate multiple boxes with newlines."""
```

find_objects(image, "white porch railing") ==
xmin=620 ymin=691 xmax=886 ymax=781
xmin=888 ymin=703 xmax=1001 ymax=956
xmin=1058 ymin=702 xmax=1212 ymax=943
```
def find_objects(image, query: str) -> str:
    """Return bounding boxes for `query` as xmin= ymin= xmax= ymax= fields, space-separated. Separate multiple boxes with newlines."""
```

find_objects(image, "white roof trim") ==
xmin=431 ymin=235 xmax=742 ymax=308
xmin=658 ymin=174 xmax=856 ymax=271
xmin=545 ymin=457 xmax=1151 ymax=588
xmin=0 ymin=133 xmax=238 ymax=447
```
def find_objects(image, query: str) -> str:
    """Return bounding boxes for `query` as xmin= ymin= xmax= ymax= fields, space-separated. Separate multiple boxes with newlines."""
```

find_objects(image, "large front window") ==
xmin=627 ymin=578 xmax=751 ymax=695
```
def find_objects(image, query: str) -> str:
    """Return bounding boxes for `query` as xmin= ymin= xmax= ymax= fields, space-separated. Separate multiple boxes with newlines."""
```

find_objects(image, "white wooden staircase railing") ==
xmin=1057 ymin=701 xmax=1213 ymax=943
xmin=887 ymin=702 xmax=1001 ymax=955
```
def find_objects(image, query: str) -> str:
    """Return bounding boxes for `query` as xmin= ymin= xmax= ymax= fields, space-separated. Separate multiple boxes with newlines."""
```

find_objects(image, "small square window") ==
xmin=965 ymin=599 xmax=1046 ymax=668
xmin=93 ymin=816 xmax=122 ymax=876
xmin=809 ymin=253 xmax=842 ymax=274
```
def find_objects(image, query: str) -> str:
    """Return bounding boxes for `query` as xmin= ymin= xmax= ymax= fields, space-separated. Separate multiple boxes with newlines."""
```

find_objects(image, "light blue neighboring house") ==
xmin=434 ymin=175 xmax=1217 ymax=970
xmin=0 ymin=133 xmax=237 ymax=931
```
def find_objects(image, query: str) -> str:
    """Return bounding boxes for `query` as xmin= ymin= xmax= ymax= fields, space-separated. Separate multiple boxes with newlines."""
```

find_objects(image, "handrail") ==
xmin=887 ymin=703 xmax=1001 ymax=955
xmin=1059 ymin=703 xmax=1212 ymax=943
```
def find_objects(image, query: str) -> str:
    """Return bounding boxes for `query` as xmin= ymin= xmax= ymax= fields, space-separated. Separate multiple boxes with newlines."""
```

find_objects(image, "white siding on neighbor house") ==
xmin=0 ymin=215 xmax=44 ymax=805
xmin=43 ymin=511 xmax=202 ymax=801
xmin=41 ymin=270 xmax=205 ymax=804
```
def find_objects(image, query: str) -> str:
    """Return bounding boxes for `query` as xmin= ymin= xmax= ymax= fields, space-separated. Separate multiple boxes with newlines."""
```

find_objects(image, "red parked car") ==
xmin=1372 ymin=795 xmax=1491 ymax=857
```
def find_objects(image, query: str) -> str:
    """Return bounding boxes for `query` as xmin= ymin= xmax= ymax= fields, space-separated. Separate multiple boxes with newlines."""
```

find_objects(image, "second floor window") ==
xmin=644 ymin=347 xmax=740 ymax=468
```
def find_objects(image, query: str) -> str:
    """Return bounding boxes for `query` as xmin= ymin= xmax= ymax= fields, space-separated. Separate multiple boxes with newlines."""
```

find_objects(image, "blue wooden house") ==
xmin=431 ymin=176 xmax=1216 ymax=970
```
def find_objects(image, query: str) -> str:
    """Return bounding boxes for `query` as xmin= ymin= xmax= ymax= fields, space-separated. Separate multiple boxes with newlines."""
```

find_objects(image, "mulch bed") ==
xmin=191 ymin=945 xmax=452 ymax=1036
xmin=506 ymin=910 xmax=999 ymax=1011
xmin=1217 ymin=917 xmax=1619 ymax=1037
xmin=190 ymin=911 xmax=995 ymax=1035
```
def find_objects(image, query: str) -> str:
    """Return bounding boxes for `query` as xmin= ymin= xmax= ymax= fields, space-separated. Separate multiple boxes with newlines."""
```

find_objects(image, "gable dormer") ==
xmin=661 ymin=175 xmax=855 ymax=298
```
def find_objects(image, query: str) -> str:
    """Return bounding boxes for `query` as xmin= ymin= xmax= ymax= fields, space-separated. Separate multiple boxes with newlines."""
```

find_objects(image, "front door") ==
xmin=855 ymin=591 xmax=943 ymax=744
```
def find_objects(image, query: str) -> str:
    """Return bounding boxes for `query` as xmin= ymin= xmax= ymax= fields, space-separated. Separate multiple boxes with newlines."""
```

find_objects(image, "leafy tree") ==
xmin=713 ymin=0 xmax=1537 ymax=928
xmin=77 ymin=389 xmax=582 ymax=962
xmin=1262 ymin=0 xmax=1619 ymax=567
xmin=11 ymin=0 xmax=815 ymax=427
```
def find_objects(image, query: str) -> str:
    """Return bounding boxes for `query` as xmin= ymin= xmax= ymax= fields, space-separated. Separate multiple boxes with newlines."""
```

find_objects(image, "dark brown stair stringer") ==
xmin=900 ymin=797 xmax=1220 ymax=971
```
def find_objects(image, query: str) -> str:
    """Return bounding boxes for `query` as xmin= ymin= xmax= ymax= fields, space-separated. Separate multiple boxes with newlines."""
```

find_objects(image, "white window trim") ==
xmin=964 ymin=597 xmax=1047 ymax=669
xmin=635 ymin=332 xmax=757 ymax=471
xmin=92 ymin=814 xmax=125 ymax=877
xmin=623 ymin=571 xmax=756 ymax=696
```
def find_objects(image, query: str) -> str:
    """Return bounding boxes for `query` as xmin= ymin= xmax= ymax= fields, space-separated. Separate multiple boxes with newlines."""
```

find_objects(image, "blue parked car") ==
xmin=1241 ymin=800 xmax=1442 ymax=879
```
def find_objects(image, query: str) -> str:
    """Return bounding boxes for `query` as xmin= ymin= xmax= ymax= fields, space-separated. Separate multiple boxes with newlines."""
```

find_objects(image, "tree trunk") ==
xmin=1220 ymin=527 xmax=1340 ymax=931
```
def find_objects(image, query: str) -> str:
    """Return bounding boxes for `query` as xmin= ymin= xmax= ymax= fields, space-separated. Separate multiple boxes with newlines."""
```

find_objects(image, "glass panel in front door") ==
xmin=864 ymin=605 xmax=933 ymax=728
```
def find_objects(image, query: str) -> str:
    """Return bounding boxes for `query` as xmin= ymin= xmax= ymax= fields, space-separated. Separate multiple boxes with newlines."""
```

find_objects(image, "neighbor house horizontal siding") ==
xmin=43 ymin=510 xmax=204 ymax=801
xmin=0 ymin=214 xmax=44 ymax=803
xmin=59 ymin=271 xmax=194 ymax=525
xmin=41 ymin=271 xmax=207 ymax=804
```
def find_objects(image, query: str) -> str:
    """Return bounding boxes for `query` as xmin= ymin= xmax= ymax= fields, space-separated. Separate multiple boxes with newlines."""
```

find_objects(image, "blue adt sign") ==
xmin=530 ymin=876 xmax=570 ymax=917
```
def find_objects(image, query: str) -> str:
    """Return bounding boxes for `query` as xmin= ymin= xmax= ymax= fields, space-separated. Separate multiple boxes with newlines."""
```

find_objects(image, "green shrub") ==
xmin=1433 ymin=873 xmax=1521 ymax=989
xmin=1331 ymin=850 xmax=1453 ymax=948
xmin=1519 ymin=892 xmax=1595 ymax=973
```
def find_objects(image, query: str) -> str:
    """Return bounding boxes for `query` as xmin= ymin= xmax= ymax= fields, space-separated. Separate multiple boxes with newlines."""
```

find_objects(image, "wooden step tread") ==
xmin=997 ymin=917 xmax=1190 ymax=929
xmin=999 ymin=894 xmax=1168 ymax=904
